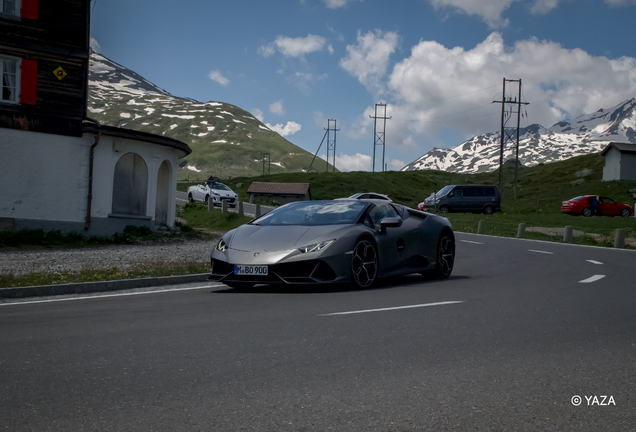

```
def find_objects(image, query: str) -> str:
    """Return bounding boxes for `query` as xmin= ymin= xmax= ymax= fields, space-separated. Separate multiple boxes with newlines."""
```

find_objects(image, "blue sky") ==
xmin=90 ymin=0 xmax=636 ymax=171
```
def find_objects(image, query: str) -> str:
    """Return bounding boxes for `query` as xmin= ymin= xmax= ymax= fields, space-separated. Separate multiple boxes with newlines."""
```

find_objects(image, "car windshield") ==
xmin=436 ymin=185 xmax=455 ymax=198
xmin=252 ymin=200 xmax=369 ymax=226
xmin=208 ymin=182 xmax=231 ymax=191
xmin=570 ymin=196 xmax=587 ymax=201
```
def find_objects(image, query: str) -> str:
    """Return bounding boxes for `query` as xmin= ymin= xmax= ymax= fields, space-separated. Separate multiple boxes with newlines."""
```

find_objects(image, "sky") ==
xmin=90 ymin=0 xmax=636 ymax=172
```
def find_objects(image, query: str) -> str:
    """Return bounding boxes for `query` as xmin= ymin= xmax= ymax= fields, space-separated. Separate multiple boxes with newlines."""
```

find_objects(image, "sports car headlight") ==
xmin=216 ymin=238 xmax=228 ymax=252
xmin=298 ymin=239 xmax=335 ymax=254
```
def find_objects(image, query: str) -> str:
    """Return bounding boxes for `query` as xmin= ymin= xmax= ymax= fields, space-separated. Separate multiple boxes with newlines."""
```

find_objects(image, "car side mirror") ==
xmin=380 ymin=217 xmax=402 ymax=232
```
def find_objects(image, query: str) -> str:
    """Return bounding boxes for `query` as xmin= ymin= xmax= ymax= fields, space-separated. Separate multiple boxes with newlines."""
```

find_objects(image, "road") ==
xmin=1 ymin=233 xmax=636 ymax=431
xmin=175 ymin=191 xmax=275 ymax=217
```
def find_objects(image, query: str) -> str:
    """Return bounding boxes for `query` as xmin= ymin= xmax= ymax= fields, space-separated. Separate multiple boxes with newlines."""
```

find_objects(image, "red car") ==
xmin=561 ymin=195 xmax=633 ymax=217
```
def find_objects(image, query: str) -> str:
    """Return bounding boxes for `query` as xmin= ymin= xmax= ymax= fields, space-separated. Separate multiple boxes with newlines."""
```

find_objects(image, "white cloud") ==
xmin=530 ymin=0 xmax=560 ymax=14
xmin=323 ymin=0 xmax=362 ymax=8
xmin=427 ymin=0 xmax=516 ymax=28
xmin=251 ymin=108 xmax=264 ymax=122
xmin=345 ymin=32 xmax=636 ymax=148
xmin=266 ymin=121 xmax=302 ymax=136
xmin=390 ymin=159 xmax=406 ymax=170
xmin=90 ymin=38 xmax=102 ymax=53
xmin=208 ymin=70 xmax=229 ymax=86
xmin=269 ymin=100 xmax=285 ymax=115
xmin=340 ymin=30 xmax=399 ymax=94
xmin=287 ymin=72 xmax=328 ymax=95
xmin=321 ymin=153 xmax=372 ymax=171
xmin=259 ymin=34 xmax=327 ymax=58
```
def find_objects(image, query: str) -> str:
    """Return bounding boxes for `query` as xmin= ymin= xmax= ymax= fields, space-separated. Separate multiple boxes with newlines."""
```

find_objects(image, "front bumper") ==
xmin=209 ymin=258 xmax=343 ymax=284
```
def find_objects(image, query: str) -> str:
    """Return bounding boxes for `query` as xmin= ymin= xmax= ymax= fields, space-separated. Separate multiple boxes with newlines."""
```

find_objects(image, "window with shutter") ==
xmin=1 ymin=56 xmax=20 ymax=104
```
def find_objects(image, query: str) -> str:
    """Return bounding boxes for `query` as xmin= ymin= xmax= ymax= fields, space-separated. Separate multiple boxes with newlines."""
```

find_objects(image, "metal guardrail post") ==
xmin=517 ymin=223 xmax=526 ymax=238
xmin=255 ymin=204 xmax=261 ymax=218
xmin=614 ymin=229 xmax=626 ymax=248
xmin=477 ymin=220 xmax=487 ymax=235
xmin=207 ymin=198 xmax=213 ymax=212
xmin=238 ymin=201 xmax=244 ymax=217
xmin=563 ymin=226 xmax=573 ymax=243
xmin=222 ymin=200 xmax=228 ymax=214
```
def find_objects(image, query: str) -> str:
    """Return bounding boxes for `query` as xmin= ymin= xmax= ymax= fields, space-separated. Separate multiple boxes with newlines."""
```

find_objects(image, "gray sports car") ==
xmin=209 ymin=199 xmax=455 ymax=290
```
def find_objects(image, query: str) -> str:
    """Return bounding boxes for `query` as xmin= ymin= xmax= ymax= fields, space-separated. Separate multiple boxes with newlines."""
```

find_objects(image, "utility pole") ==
xmin=262 ymin=153 xmax=270 ymax=176
xmin=492 ymin=78 xmax=529 ymax=199
xmin=308 ymin=130 xmax=328 ymax=173
xmin=370 ymin=103 xmax=391 ymax=172
xmin=325 ymin=119 xmax=339 ymax=173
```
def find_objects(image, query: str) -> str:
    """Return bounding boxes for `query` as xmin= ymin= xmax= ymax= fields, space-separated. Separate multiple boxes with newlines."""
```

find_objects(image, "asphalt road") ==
xmin=1 ymin=233 xmax=636 ymax=431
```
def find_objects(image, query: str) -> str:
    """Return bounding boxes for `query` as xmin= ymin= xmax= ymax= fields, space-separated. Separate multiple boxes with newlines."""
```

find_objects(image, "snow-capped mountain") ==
xmin=87 ymin=52 xmax=334 ymax=179
xmin=402 ymin=98 xmax=636 ymax=173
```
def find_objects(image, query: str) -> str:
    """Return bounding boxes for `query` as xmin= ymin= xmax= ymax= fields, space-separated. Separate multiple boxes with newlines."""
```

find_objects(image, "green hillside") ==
xmin=220 ymin=153 xmax=634 ymax=211
xmin=89 ymin=94 xmax=334 ymax=179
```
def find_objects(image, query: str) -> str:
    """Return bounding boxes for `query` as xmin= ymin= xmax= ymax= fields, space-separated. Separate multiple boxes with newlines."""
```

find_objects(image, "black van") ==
xmin=420 ymin=185 xmax=501 ymax=214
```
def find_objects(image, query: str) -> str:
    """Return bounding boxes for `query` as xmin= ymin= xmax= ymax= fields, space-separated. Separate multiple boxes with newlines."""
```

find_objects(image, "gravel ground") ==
xmin=0 ymin=237 xmax=220 ymax=276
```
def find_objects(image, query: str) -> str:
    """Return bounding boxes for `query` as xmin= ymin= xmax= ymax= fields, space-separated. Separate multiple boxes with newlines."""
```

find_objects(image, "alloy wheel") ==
xmin=351 ymin=240 xmax=378 ymax=288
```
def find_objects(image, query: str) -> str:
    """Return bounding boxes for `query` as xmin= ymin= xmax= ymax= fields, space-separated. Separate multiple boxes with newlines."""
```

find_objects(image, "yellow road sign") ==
xmin=53 ymin=66 xmax=67 ymax=81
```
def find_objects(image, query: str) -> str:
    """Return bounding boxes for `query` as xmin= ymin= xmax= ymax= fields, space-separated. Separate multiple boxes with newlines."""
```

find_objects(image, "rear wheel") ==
xmin=620 ymin=208 xmax=631 ymax=217
xmin=432 ymin=232 xmax=455 ymax=279
xmin=582 ymin=207 xmax=593 ymax=217
xmin=351 ymin=239 xmax=378 ymax=288
xmin=483 ymin=205 xmax=494 ymax=215
xmin=439 ymin=205 xmax=450 ymax=214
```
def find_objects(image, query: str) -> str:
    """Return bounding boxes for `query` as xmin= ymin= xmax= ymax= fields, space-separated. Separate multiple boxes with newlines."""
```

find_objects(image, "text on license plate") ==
xmin=234 ymin=265 xmax=268 ymax=276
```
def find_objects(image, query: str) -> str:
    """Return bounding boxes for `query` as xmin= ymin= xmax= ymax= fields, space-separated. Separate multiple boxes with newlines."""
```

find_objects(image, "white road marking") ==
xmin=579 ymin=275 xmax=606 ymax=284
xmin=586 ymin=260 xmax=603 ymax=265
xmin=319 ymin=301 xmax=464 ymax=316
xmin=528 ymin=249 xmax=554 ymax=255
xmin=0 ymin=284 xmax=224 ymax=307
xmin=176 ymin=198 xmax=188 ymax=202
xmin=460 ymin=240 xmax=484 ymax=245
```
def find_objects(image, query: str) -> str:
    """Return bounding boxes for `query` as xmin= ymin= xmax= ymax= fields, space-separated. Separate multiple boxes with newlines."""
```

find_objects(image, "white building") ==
xmin=0 ymin=0 xmax=191 ymax=236
xmin=601 ymin=142 xmax=636 ymax=182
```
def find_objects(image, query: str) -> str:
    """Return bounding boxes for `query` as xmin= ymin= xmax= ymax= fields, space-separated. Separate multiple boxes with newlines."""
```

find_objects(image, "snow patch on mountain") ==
xmin=403 ymin=98 xmax=636 ymax=173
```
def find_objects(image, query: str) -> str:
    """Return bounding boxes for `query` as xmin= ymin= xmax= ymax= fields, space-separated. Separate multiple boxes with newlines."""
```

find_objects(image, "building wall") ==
xmin=0 ymin=128 xmax=183 ymax=236
xmin=619 ymin=153 xmax=636 ymax=182
xmin=602 ymin=148 xmax=622 ymax=181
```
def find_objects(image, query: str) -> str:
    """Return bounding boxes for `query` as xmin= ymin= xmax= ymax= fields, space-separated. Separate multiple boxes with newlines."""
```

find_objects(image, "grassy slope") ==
xmin=89 ymin=94 xmax=335 ymax=180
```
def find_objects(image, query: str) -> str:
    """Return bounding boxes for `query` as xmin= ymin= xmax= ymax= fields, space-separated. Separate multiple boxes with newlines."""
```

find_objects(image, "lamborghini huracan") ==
xmin=208 ymin=199 xmax=455 ymax=290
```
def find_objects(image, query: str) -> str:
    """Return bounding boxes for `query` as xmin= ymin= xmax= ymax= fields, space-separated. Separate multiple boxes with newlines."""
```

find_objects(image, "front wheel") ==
xmin=620 ymin=208 xmax=631 ymax=217
xmin=483 ymin=205 xmax=494 ymax=215
xmin=351 ymin=239 xmax=378 ymax=288
xmin=432 ymin=233 xmax=455 ymax=279
xmin=582 ymin=207 xmax=592 ymax=217
xmin=204 ymin=195 xmax=210 ymax=204
xmin=439 ymin=205 xmax=450 ymax=214
xmin=188 ymin=193 xmax=194 ymax=203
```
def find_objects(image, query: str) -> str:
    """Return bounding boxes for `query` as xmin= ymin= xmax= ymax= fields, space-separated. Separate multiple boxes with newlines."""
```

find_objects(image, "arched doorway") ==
xmin=112 ymin=152 xmax=148 ymax=216
xmin=155 ymin=160 xmax=171 ymax=226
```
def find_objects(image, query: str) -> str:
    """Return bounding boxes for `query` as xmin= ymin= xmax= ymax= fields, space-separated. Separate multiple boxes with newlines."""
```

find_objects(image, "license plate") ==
xmin=234 ymin=264 xmax=268 ymax=276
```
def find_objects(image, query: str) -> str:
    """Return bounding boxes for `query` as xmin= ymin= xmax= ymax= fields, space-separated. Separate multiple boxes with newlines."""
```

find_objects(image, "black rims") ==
xmin=351 ymin=239 xmax=378 ymax=288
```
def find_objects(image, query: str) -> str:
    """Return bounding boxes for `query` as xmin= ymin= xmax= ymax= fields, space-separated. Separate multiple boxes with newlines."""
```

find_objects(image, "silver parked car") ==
xmin=209 ymin=199 xmax=455 ymax=290
xmin=188 ymin=180 xmax=238 ymax=207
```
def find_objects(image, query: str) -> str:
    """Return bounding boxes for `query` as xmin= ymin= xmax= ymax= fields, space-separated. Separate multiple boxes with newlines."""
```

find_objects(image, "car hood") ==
xmin=229 ymin=224 xmax=348 ymax=252
xmin=210 ymin=188 xmax=235 ymax=196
